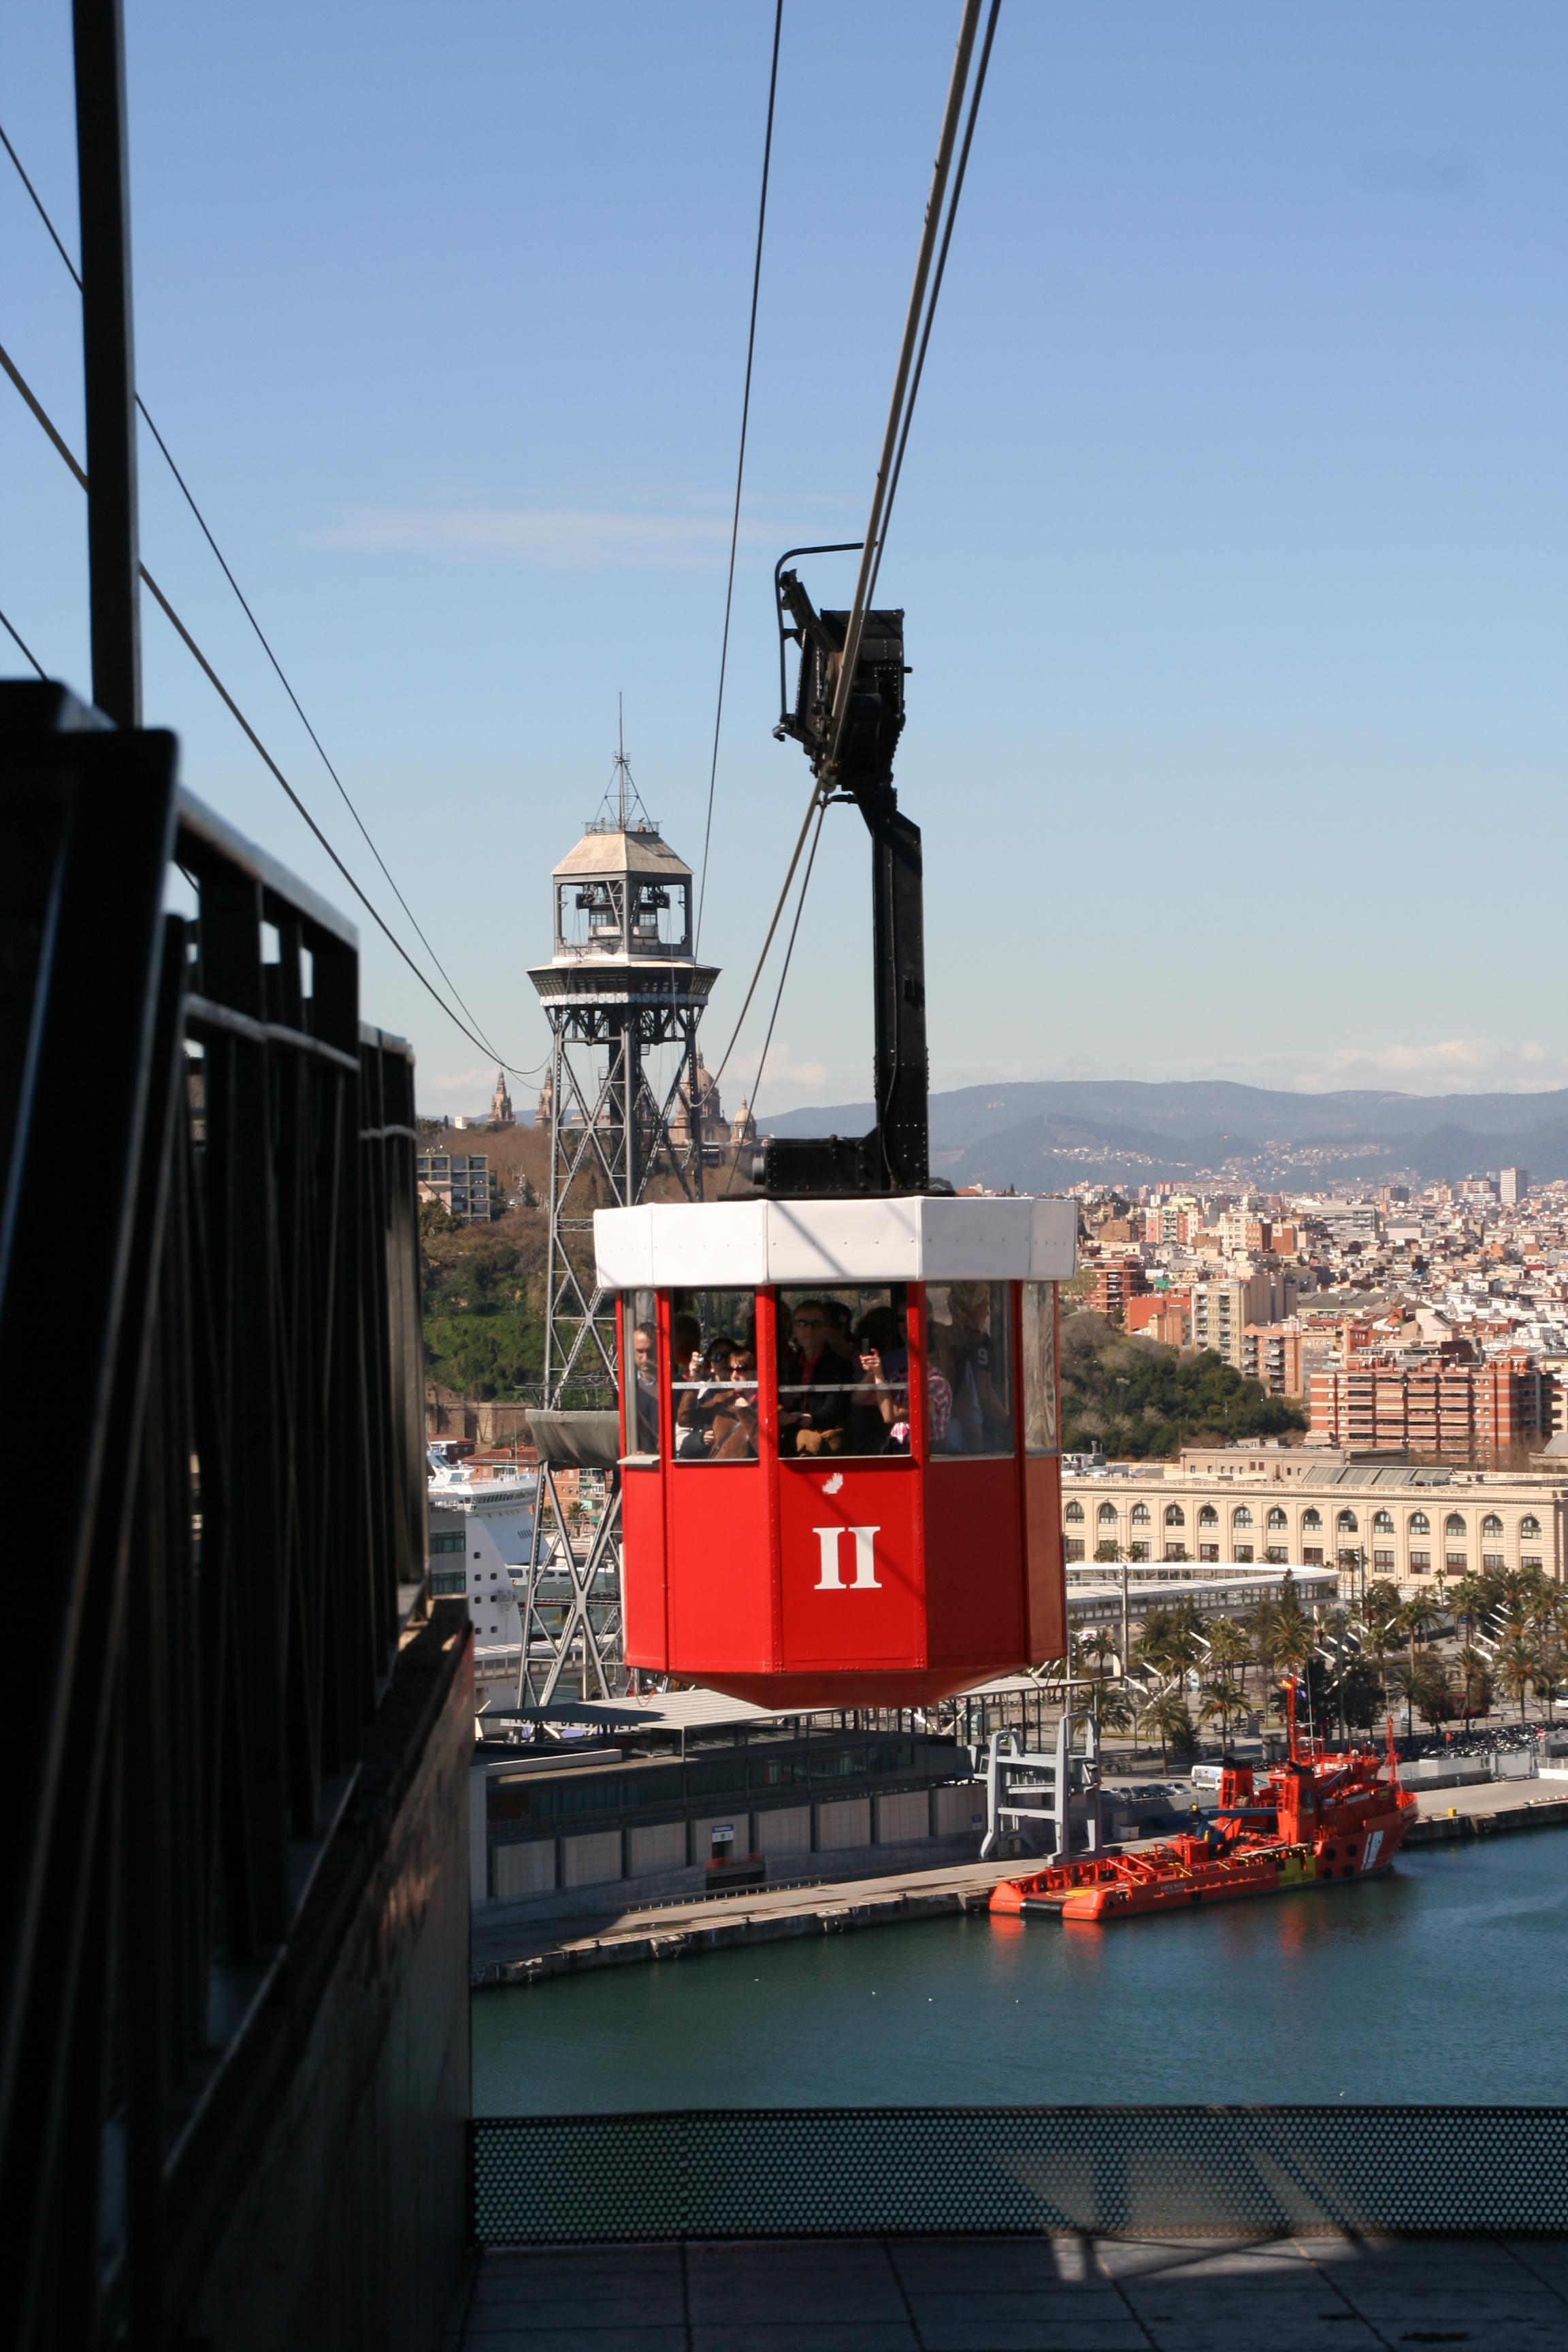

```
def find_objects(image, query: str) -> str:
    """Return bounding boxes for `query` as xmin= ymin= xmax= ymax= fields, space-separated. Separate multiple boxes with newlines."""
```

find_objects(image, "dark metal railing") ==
xmin=1 ymin=683 xmax=425 ymax=2349
xmin=471 ymin=2107 xmax=1568 ymax=2241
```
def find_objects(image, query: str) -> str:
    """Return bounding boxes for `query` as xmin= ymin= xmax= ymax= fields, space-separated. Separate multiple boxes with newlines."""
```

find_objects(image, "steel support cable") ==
xmin=721 ymin=796 xmax=825 ymax=1197
xmin=0 ymin=336 xmax=544 ymax=1075
xmin=704 ymin=772 xmax=821 ymax=1092
xmin=866 ymin=0 xmax=1000 ymax=616
xmin=1 ymin=603 xmax=48 ymax=676
xmin=1 ymin=118 xmax=516 ymax=1076
xmin=708 ymin=1 xmax=993 ymax=1102
xmin=824 ymin=0 xmax=985 ymax=777
xmin=693 ymin=0 xmax=783 ymax=960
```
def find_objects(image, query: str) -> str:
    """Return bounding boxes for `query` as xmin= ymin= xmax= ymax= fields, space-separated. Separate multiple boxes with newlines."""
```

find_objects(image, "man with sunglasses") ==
xmin=778 ymin=1298 xmax=854 ymax=1456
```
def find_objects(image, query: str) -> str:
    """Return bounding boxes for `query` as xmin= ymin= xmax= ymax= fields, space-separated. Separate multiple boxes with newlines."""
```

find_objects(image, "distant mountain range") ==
xmin=760 ymin=1079 xmax=1568 ymax=1190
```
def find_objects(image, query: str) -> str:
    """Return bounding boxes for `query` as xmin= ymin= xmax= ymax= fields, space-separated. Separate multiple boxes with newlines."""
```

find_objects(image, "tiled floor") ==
xmin=448 ymin=2234 xmax=1568 ymax=2350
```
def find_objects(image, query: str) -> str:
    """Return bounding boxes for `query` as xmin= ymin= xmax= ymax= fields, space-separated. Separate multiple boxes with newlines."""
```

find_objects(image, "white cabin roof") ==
xmin=593 ymin=1193 xmax=1077 ymax=1290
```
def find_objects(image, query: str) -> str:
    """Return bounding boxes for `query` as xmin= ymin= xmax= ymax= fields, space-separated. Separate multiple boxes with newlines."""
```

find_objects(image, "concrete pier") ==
xmin=472 ymin=1776 xmax=1568 ymax=1987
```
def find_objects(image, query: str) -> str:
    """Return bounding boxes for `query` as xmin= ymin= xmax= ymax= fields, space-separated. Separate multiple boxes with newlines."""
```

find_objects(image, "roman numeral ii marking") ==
xmin=812 ymin=1526 xmax=881 ymax=1590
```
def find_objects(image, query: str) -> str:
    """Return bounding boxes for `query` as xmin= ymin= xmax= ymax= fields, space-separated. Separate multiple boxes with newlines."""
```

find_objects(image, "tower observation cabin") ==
xmin=529 ymin=756 xmax=719 ymax=1408
xmin=590 ymin=565 xmax=1077 ymax=1706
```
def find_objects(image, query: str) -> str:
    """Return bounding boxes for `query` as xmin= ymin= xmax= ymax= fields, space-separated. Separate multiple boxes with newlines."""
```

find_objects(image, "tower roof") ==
xmin=551 ymin=826 xmax=691 ymax=883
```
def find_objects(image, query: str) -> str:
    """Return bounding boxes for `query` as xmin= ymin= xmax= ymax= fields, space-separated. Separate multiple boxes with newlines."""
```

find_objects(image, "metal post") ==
xmin=1335 ymin=1606 xmax=1347 ymax=1743
xmin=73 ymin=0 xmax=142 ymax=727
xmin=1120 ymin=1563 xmax=1130 ymax=1680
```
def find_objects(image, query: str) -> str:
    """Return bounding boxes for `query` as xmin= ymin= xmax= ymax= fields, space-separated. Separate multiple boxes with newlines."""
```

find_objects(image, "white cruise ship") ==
xmin=427 ymin=1445 xmax=536 ymax=1656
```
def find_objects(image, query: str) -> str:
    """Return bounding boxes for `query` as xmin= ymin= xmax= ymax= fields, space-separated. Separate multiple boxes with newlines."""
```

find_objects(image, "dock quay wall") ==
xmin=474 ymin=1784 xmax=1568 ymax=1989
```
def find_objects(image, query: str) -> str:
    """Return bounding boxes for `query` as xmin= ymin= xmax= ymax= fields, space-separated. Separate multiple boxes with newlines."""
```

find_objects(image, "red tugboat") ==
xmin=990 ymin=1684 xmax=1417 ymax=1925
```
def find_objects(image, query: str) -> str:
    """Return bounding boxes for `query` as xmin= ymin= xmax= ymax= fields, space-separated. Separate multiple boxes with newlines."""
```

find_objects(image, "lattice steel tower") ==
xmin=529 ymin=744 xmax=719 ymax=1405
xmin=517 ymin=745 xmax=718 ymax=1704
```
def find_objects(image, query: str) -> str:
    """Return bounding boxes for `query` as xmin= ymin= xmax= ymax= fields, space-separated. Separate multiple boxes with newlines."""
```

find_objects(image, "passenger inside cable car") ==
xmin=928 ymin=1279 xmax=1013 ymax=1456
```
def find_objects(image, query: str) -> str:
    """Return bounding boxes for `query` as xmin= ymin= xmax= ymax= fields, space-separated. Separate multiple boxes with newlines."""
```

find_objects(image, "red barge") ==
xmin=990 ymin=1690 xmax=1416 ymax=1925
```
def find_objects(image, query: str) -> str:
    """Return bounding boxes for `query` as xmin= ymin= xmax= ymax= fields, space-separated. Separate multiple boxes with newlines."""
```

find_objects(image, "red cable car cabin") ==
xmin=595 ymin=1193 xmax=1076 ymax=1708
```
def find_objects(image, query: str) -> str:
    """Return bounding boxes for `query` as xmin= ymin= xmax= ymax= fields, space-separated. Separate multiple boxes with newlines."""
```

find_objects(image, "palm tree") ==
xmin=1134 ymin=1624 xmax=1200 ymax=1686
xmin=1273 ymin=1611 xmax=1316 ymax=1680
xmin=1139 ymin=1687 xmax=1194 ymax=1772
xmin=1094 ymin=1686 xmax=1135 ymax=1742
xmin=1495 ymin=1634 xmax=1540 ymax=1725
xmin=1531 ymin=1586 xmax=1568 ymax=1651
xmin=1198 ymin=1678 xmax=1245 ymax=1745
xmin=1386 ymin=1656 xmax=1443 ymax=1738
xmin=1393 ymin=1596 xmax=1443 ymax=1681
xmin=1456 ymin=1644 xmax=1493 ymax=1733
xmin=1498 ymin=1567 xmax=1550 ymax=1624
xmin=1448 ymin=1574 xmax=1490 ymax=1652
xmin=1081 ymin=1628 xmax=1118 ymax=1687
xmin=1206 ymin=1618 xmax=1252 ymax=1707
xmin=1360 ymin=1588 xmax=1401 ymax=1680
xmin=1533 ymin=1646 xmax=1567 ymax=1729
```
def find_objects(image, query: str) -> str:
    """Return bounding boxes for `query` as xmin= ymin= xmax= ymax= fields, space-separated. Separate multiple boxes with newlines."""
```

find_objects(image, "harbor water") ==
xmin=474 ymin=1834 xmax=1568 ymax=2112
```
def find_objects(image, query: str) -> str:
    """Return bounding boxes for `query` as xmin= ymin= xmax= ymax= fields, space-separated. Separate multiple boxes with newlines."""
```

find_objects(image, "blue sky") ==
xmin=3 ymin=1 xmax=1564 ymax=1117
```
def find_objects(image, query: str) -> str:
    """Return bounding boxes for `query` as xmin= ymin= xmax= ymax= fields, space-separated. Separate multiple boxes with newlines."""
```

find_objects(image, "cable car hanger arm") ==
xmin=758 ymin=561 xmax=930 ymax=1201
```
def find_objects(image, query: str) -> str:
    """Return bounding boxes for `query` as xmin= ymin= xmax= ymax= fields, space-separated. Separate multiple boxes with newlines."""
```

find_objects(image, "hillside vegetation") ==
xmin=421 ymin=1200 xmax=547 ymax=1398
xmin=1060 ymin=1311 xmax=1305 ymax=1459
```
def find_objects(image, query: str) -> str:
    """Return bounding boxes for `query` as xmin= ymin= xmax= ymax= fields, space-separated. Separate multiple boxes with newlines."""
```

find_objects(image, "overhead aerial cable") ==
xmin=0 ymin=603 xmax=47 ymax=677
xmin=708 ymin=0 xmax=998 ymax=1098
xmin=0 ymin=333 xmax=544 ymax=1079
xmin=720 ymin=796 xmax=825 ymax=1197
xmin=824 ymin=0 xmax=990 ymax=776
xmin=0 ymin=117 xmax=530 ymax=1079
xmin=693 ymin=0 xmax=783 ymax=960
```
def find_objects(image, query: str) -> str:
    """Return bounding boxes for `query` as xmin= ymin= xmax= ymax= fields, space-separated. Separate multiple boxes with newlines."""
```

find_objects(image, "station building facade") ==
xmin=1062 ymin=1446 xmax=1568 ymax=1592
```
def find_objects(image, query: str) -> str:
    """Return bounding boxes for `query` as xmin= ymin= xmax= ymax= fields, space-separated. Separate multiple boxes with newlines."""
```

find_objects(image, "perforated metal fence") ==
xmin=472 ymin=2107 xmax=1568 ymax=2241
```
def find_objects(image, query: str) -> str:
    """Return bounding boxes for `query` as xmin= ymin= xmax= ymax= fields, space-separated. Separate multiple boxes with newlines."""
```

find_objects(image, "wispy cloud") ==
xmin=1276 ymin=1039 xmax=1568 ymax=1095
xmin=734 ymin=1041 xmax=828 ymax=1112
xmin=419 ymin=1065 xmax=502 ymax=1115
xmin=317 ymin=504 xmax=779 ymax=571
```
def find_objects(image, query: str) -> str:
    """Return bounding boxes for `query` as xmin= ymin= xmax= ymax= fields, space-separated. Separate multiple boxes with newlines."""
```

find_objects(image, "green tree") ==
xmin=1393 ymin=1596 xmax=1444 ymax=1683
xmin=1198 ymin=1678 xmax=1245 ymax=1744
xmin=1533 ymin=1646 xmax=1567 ymax=1727
xmin=1205 ymin=1618 xmax=1253 ymax=1706
xmin=1081 ymin=1628 xmax=1118 ymax=1686
xmin=1456 ymin=1645 xmax=1493 ymax=1732
xmin=1337 ymin=1659 xmax=1386 ymax=1732
xmin=1448 ymin=1574 xmax=1491 ymax=1650
xmin=1058 ymin=1315 xmax=1307 ymax=1460
xmin=1494 ymin=1635 xmax=1540 ymax=1724
xmin=1092 ymin=1686 xmax=1135 ymax=1740
xmin=1139 ymin=1687 xmax=1196 ymax=1771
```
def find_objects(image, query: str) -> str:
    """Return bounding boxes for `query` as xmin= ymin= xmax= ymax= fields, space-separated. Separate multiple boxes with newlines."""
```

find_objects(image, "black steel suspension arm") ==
xmin=758 ymin=566 xmax=928 ymax=1197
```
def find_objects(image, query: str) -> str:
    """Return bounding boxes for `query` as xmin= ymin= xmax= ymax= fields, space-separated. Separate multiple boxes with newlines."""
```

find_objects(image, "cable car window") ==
xmin=777 ymin=1286 xmax=911 ymax=1457
xmin=1021 ymin=1281 xmax=1058 ymax=1454
xmin=926 ymin=1280 xmax=1014 ymax=1457
xmin=668 ymin=1289 xmax=760 ymax=1461
xmin=621 ymin=1290 xmax=657 ymax=1454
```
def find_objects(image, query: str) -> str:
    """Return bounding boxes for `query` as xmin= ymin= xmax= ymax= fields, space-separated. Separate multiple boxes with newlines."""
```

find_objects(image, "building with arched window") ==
xmin=1060 ymin=1448 xmax=1568 ymax=1587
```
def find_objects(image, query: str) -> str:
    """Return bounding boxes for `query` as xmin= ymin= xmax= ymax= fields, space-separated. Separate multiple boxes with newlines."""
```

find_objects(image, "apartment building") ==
xmin=1143 ymin=1201 xmax=1201 ymax=1246
xmin=1126 ymin=1293 xmax=1188 ymax=1347
xmin=1062 ymin=1448 xmax=1568 ymax=1590
xmin=416 ymin=1151 xmax=498 ymax=1224
xmin=1218 ymin=1211 xmax=1272 ymax=1256
xmin=1089 ymin=1254 xmax=1147 ymax=1324
xmin=1310 ymin=1350 xmax=1558 ymax=1464
xmin=1191 ymin=1272 xmax=1300 ymax=1370
xmin=1241 ymin=1320 xmax=1305 ymax=1397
